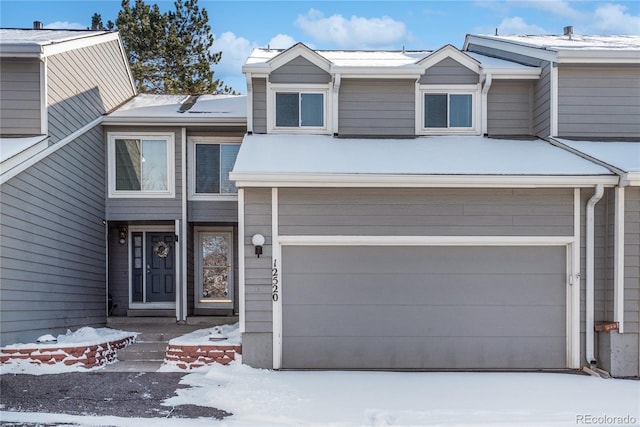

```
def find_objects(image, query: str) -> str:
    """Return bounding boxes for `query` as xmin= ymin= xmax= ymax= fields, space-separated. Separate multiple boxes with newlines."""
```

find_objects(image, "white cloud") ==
xmin=268 ymin=34 xmax=297 ymax=50
xmin=295 ymin=8 xmax=408 ymax=49
xmin=44 ymin=21 xmax=85 ymax=30
xmin=592 ymin=3 xmax=640 ymax=35
xmin=497 ymin=17 xmax=547 ymax=35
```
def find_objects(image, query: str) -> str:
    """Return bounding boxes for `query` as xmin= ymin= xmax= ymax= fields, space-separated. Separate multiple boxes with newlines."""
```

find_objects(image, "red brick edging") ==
xmin=165 ymin=343 xmax=242 ymax=370
xmin=0 ymin=335 xmax=136 ymax=369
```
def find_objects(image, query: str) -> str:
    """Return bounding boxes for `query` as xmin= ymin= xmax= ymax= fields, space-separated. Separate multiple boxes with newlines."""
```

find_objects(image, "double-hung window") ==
xmin=189 ymin=138 xmax=241 ymax=199
xmin=108 ymin=133 xmax=175 ymax=198
xmin=269 ymin=85 xmax=330 ymax=133
xmin=420 ymin=86 xmax=479 ymax=134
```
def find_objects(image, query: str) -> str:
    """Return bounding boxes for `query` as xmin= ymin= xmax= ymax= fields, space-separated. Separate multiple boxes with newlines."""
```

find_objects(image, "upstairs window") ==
xmin=108 ymin=133 xmax=175 ymax=198
xmin=276 ymin=92 xmax=324 ymax=128
xmin=189 ymin=138 xmax=241 ymax=199
xmin=420 ymin=86 xmax=479 ymax=135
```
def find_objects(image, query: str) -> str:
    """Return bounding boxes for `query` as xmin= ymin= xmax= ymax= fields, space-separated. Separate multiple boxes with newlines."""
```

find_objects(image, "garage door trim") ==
xmin=272 ymin=235 xmax=578 ymax=370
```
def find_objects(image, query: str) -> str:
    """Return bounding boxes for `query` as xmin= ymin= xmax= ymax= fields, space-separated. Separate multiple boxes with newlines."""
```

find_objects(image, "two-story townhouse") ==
xmin=232 ymin=39 xmax=638 ymax=376
xmin=0 ymin=28 xmax=137 ymax=345
xmin=102 ymin=94 xmax=246 ymax=321
xmin=464 ymin=32 xmax=640 ymax=377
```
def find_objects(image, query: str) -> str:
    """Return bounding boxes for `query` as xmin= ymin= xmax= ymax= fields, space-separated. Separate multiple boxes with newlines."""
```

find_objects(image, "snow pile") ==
xmin=168 ymin=323 xmax=241 ymax=346
xmin=2 ymin=327 xmax=137 ymax=350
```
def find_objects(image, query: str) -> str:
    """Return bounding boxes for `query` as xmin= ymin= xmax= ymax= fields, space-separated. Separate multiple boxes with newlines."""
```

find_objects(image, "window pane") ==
xmin=425 ymin=94 xmax=447 ymax=128
xmin=221 ymin=144 xmax=240 ymax=193
xmin=450 ymin=94 xmax=472 ymax=127
xmin=141 ymin=139 xmax=168 ymax=190
xmin=276 ymin=93 xmax=299 ymax=127
xmin=195 ymin=144 xmax=220 ymax=193
xmin=301 ymin=93 xmax=324 ymax=127
xmin=115 ymin=139 xmax=141 ymax=190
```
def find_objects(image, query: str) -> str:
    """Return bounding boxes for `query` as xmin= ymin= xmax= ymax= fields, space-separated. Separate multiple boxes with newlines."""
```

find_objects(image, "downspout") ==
xmin=481 ymin=73 xmax=492 ymax=136
xmin=332 ymin=73 xmax=341 ymax=136
xmin=586 ymin=184 xmax=604 ymax=366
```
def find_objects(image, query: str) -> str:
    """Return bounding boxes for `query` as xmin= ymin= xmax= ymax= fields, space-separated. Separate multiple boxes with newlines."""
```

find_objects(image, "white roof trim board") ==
xmin=0 ymin=29 xmax=119 ymax=58
xmin=230 ymin=134 xmax=617 ymax=188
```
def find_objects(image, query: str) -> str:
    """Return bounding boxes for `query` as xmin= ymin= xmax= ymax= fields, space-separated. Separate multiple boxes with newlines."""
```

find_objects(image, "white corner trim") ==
xmin=181 ymin=127 xmax=188 ymax=322
xmin=271 ymin=188 xmax=282 ymax=370
xmin=246 ymin=73 xmax=254 ymax=133
xmin=550 ymin=64 xmax=558 ymax=137
xmin=238 ymin=188 xmax=246 ymax=333
xmin=570 ymin=188 xmax=581 ymax=369
xmin=40 ymin=58 xmax=48 ymax=136
xmin=0 ymin=116 xmax=102 ymax=185
xmin=614 ymin=186 xmax=625 ymax=333
xmin=116 ymin=32 xmax=137 ymax=96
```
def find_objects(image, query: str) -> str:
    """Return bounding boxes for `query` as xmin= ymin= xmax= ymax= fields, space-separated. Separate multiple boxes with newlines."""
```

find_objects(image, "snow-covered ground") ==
xmin=2 ymin=325 xmax=638 ymax=426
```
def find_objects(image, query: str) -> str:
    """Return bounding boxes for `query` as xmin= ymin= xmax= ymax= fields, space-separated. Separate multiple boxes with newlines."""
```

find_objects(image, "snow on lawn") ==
xmin=166 ymin=323 xmax=241 ymax=346
xmin=1 ymin=361 xmax=638 ymax=426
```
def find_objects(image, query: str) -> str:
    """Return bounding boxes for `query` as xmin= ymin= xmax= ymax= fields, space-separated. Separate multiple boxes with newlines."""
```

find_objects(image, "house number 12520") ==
xmin=272 ymin=259 xmax=279 ymax=301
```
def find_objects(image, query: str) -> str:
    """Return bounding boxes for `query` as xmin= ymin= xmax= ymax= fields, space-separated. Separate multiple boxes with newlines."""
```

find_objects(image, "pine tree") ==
xmin=90 ymin=13 xmax=104 ymax=30
xmin=111 ymin=0 xmax=234 ymax=94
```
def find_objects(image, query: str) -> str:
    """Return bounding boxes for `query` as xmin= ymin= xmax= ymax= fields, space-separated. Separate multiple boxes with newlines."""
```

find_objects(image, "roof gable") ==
xmin=268 ymin=42 xmax=332 ymax=74
xmin=417 ymin=45 xmax=481 ymax=74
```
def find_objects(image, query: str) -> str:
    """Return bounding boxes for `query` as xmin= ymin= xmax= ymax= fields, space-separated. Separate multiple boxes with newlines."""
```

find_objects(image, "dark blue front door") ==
xmin=146 ymin=232 xmax=175 ymax=302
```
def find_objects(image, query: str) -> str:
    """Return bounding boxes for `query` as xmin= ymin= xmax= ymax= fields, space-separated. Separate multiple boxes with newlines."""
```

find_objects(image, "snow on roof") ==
xmin=231 ymin=135 xmax=612 ymax=179
xmin=0 ymin=29 xmax=108 ymax=46
xmin=556 ymin=139 xmax=640 ymax=173
xmin=0 ymin=135 xmax=48 ymax=164
xmin=470 ymin=34 xmax=640 ymax=51
xmin=106 ymin=94 xmax=246 ymax=122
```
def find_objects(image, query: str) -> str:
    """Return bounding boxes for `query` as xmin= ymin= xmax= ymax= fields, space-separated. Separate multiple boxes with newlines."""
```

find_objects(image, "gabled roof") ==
xmin=464 ymin=34 xmax=640 ymax=64
xmin=416 ymin=44 xmax=480 ymax=74
xmin=230 ymin=134 xmax=616 ymax=188
xmin=0 ymin=29 xmax=119 ymax=58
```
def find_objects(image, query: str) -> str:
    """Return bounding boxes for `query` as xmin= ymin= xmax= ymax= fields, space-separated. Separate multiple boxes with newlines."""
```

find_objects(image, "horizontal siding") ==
xmin=558 ymin=67 xmax=640 ymax=139
xmin=269 ymin=56 xmax=331 ymax=84
xmin=625 ymin=188 xmax=640 ymax=336
xmin=278 ymin=188 xmax=575 ymax=236
xmin=488 ymin=80 xmax=533 ymax=136
xmin=243 ymin=189 xmax=272 ymax=333
xmin=419 ymin=57 xmax=479 ymax=85
xmin=47 ymin=39 xmax=135 ymax=143
xmin=107 ymin=224 xmax=129 ymax=316
xmin=0 ymin=125 xmax=106 ymax=346
xmin=252 ymin=78 xmax=267 ymax=134
xmin=188 ymin=200 xmax=238 ymax=222
xmin=0 ymin=59 xmax=41 ymax=135
xmin=339 ymin=79 xmax=415 ymax=137
xmin=105 ymin=127 xmax=182 ymax=221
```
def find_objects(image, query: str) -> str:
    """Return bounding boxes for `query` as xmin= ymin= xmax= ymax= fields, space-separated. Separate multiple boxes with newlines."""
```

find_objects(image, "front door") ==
xmin=196 ymin=229 xmax=233 ymax=308
xmin=131 ymin=231 xmax=175 ymax=304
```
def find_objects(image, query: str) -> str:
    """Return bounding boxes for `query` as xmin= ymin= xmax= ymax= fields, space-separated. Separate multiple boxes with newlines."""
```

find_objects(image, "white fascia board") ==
xmin=418 ymin=45 xmax=481 ymax=74
xmin=464 ymin=35 xmax=558 ymax=62
xmin=621 ymin=172 xmax=640 ymax=186
xmin=557 ymin=50 xmax=640 ymax=64
xmin=482 ymin=68 xmax=541 ymax=79
xmin=231 ymin=173 xmax=619 ymax=188
xmin=41 ymin=32 xmax=119 ymax=58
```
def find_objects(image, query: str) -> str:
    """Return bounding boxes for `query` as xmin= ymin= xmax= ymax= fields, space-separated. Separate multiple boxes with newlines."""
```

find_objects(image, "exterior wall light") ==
xmin=252 ymin=234 xmax=265 ymax=258
xmin=118 ymin=226 xmax=128 ymax=245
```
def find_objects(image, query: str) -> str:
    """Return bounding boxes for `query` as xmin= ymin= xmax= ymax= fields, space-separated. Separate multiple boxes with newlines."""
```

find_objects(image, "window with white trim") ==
xmin=420 ymin=86 xmax=480 ymax=135
xmin=189 ymin=138 xmax=241 ymax=199
xmin=108 ymin=133 xmax=175 ymax=198
xmin=268 ymin=85 xmax=330 ymax=133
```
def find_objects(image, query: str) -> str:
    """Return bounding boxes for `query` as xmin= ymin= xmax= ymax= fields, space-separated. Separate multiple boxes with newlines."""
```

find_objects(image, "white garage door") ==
xmin=281 ymin=245 xmax=567 ymax=369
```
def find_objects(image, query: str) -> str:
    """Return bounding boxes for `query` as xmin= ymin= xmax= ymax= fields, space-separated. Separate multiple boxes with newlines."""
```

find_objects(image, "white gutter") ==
xmin=180 ymin=127 xmax=188 ymax=322
xmin=585 ymin=184 xmax=604 ymax=366
xmin=481 ymin=73 xmax=492 ymax=136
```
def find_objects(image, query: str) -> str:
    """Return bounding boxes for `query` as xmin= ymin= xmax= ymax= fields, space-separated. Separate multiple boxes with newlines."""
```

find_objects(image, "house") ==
xmin=0 ymin=28 xmax=137 ymax=345
xmin=0 ymin=28 xmax=247 ymax=346
xmin=232 ymin=35 xmax=639 ymax=376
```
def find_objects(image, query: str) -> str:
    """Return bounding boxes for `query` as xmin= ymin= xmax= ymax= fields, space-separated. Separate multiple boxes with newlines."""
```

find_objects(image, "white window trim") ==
xmin=108 ymin=132 xmax=176 ymax=198
xmin=188 ymin=136 xmax=242 ymax=201
xmin=267 ymin=83 xmax=332 ymax=134
xmin=419 ymin=84 xmax=481 ymax=136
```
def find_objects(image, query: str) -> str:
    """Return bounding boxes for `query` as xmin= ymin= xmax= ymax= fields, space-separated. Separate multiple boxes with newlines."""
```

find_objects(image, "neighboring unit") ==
xmin=233 ymin=35 xmax=639 ymax=376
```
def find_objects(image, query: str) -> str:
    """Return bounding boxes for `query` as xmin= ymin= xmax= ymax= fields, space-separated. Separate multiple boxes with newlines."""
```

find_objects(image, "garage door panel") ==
xmin=282 ymin=336 xmax=567 ymax=369
xmin=283 ymin=273 xmax=565 ymax=306
xmin=284 ymin=304 xmax=565 ymax=338
xmin=281 ymin=245 xmax=567 ymax=369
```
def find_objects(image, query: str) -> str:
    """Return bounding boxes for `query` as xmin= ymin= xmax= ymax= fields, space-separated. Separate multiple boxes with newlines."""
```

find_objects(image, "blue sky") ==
xmin=1 ymin=0 xmax=638 ymax=92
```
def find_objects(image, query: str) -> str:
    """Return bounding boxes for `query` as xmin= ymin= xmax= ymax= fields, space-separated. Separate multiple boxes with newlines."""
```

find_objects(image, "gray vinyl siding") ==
xmin=252 ymin=78 xmax=267 ymax=133
xmin=558 ymin=66 xmax=640 ymax=139
xmin=419 ymin=57 xmax=479 ymax=85
xmin=47 ymin=39 xmax=135 ymax=143
xmin=624 ymin=188 xmax=640 ymax=336
xmin=0 ymin=59 xmax=41 ymax=135
xmin=534 ymin=62 xmax=551 ymax=137
xmin=338 ymin=79 xmax=415 ymax=137
xmin=269 ymin=56 xmax=331 ymax=84
xmin=0 ymin=125 xmax=106 ymax=346
xmin=278 ymin=188 xmax=574 ymax=236
xmin=105 ymin=126 xmax=182 ymax=221
xmin=188 ymin=200 xmax=237 ymax=222
xmin=107 ymin=223 xmax=129 ymax=316
xmin=487 ymin=80 xmax=533 ymax=136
